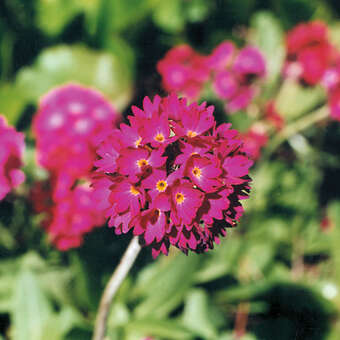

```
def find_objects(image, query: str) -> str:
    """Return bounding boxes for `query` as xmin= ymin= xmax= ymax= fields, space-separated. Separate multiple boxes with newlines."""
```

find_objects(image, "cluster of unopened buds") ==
xmin=0 ymin=116 xmax=25 ymax=201
xmin=32 ymin=83 xmax=120 ymax=250
xmin=157 ymin=41 xmax=266 ymax=113
xmin=285 ymin=20 xmax=340 ymax=121
xmin=93 ymin=94 xmax=253 ymax=258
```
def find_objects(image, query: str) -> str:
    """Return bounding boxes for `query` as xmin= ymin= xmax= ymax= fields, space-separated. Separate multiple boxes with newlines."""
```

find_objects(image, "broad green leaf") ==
xmin=125 ymin=318 xmax=195 ymax=340
xmin=195 ymin=237 xmax=242 ymax=283
xmin=182 ymin=289 xmax=218 ymax=339
xmin=40 ymin=306 xmax=85 ymax=340
xmin=251 ymin=11 xmax=285 ymax=86
xmin=275 ymin=79 xmax=325 ymax=120
xmin=152 ymin=0 xmax=186 ymax=33
xmin=133 ymin=253 xmax=201 ymax=318
xmin=11 ymin=270 xmax=53 ymax=340
xmin=36 ymin=0 xmax=82 ymax=36
xmin=0 ymin=84 xmax=27 ymax=125
xmin=16 ymin=44 xmax=133 ymax=111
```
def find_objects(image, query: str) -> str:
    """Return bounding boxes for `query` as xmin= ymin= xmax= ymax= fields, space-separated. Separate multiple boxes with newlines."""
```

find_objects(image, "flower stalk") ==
xmin=92 ymin=236 xmax=141 ymax=340
xmin=262 ymin=105 xmax=329 ymax=159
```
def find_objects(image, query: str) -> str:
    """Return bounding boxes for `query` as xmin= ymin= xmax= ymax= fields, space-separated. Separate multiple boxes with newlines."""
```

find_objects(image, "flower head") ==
xmin=92 ymin=94 xmax=252 ymax=257
xmin=33 ymin=83 xmax=120 ymax=200
xmin=285 ymin=21 xmax=338 ymax=85
xmin=30 ymin=180 xmax=105 ymax=250
xmin=0 ymin=115 xmax=25 ymax=200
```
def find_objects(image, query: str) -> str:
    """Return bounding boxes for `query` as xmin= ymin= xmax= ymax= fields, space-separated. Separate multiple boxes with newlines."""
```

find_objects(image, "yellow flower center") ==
xmin=187 ymin=130 xmax=197 ymax=138
xmin=175 ymin=192 xmax=185 ymax=204
xmin=135 ymin=137 xmax=142 ymax=147
xmin=156 ymin=180 xmax=167 ymax=192
xmin=192 ymin=167 xmax=201 ymax=178
xmin=137 ymin=159 xmax=149 ymax=168
xmin=155 ymin=133 xmax=165 ymax=142
xmin=130 ymin=185 xmax=140 ymax=196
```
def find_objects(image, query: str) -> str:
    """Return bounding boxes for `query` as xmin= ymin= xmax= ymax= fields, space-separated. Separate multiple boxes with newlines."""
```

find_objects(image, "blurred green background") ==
xmin=1 ymin=0 xmax=340 ymax=339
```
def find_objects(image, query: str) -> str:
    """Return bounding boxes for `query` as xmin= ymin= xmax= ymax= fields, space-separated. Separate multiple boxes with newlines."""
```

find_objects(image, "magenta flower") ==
xmin=0 ymin=115 xmax=25 ymax=200
xmin=285 ymin=20 xmax=339 ymax=86
xmin=30 ymin=181 xmax=105 ymax=250
xmin=232 ymin=46 xmax=266 ymax=78
xmin=209 ymin=41 xmax=235 ymax=71
xmin=157 ymin=45 xmax=210 ymax=100
xmin=240 ymin=125 xmax=269 ymax=160
xmin=213 ymin=70 xmax=238 ymax=100
xmin=92 ymin=94 xmax=252 ymax=258
xmin=33 ymin=83 xmax=119 ymax=200
xmin=157 ymin=41 xmax=266 ymax=114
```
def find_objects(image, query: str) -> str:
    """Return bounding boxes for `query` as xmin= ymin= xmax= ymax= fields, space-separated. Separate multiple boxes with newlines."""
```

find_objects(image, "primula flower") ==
xmin=157 ymin=45 xmax=210 ymax=100
xmin=285 ymin=21 xmax=338 ymax=85
xmin=240 ymin=125 xmax=269 ymax=160
xmin=92 ymin=94 xmax=252 ymax=258
xmin=33 ymin=83 xmax=119 ymax=200
xmin=30 ymin=181 xmax=105 ymax=250
xmin=0 ymin=115 xmax=25 ymax=200
xmin=157 ymin=42 xmax=266 ymax=114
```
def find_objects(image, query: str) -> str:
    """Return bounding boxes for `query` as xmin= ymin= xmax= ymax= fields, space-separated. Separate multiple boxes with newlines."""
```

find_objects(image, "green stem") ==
xmin=92 ymin=236 xmax=141 ymax=340
xmin=262 ymin=105 xmax=329 ymax=159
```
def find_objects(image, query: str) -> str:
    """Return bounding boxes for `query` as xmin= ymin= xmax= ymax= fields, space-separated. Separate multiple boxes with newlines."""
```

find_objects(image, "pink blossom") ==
xmin=209 ymin=41 xmax=235 ymax=71
xmin=157 ymin=45 xmax=210 ymax=100
xmin=285 ymin=21 xmax=339 ymax=85
xmin=0 ymin=115 xmax=25 ymax=200
xmin=232 ymin=46 xmax=266 ymax=78
xmin=30 ymin=181 xmax=105 ymax=250
xmin=33 ymin=83 xmax=119 ymax=200
xmin=239 ymin=125 xmax=269 ymax=160
xmin=213 ymin=70 xmax=238 ymax=100
xmin=92 ymin=95 xmax=252 ymax=257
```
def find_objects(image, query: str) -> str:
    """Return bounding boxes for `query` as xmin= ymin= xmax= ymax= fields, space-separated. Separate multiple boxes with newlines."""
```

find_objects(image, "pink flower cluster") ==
xmin=92 ymin=94 xmax=252 ymax=258
xmin=285 ymin=21 xmax=338 ymax=86
xmin=157 ymin=42 xmax=266 ymax=113
xmin=285 ymin=20 xmax=340 ymax=121
xmin=30 ymin=181 xmax=105 ymax=250
xmin=0 ymin=115 xmax=25 ymax=200
xmin=32 ymin=83 xmax=120 ymax=250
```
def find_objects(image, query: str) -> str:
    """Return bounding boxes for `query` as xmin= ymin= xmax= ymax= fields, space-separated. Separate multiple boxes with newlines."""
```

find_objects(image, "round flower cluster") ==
xmin=92 ymin=94 xmax=253 ymax=258
xmin=33 ymin=83 xmax=120 ymax=200
xmin=0 ymin=115 xmax=25 ymax=201
xmin=30 ymin=181 xmax=105 ymax=250
xmin=285 ymin=21 xmax=338 ymax=86
xmin=32 ymin=83 xmax=119 ymax=250
xmin=157 ymin=41 xmax=266 ymax=113
xmin=285 ymin=20 xmax=340 ymax=121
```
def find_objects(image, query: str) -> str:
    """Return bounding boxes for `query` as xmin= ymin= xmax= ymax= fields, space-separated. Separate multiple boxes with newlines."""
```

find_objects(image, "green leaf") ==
xmin=11 ymin=270 xmax=53 ymax=340
xmin=195 ymin=237 xmax=242 ymax=283
xmin=40 ymin=307 xmax=85 ymax=340
xmin=133 ymin=253 xmax=201 ymax=318
xmin=16 ymin=44 xmax=133 ymax=111
xmin=152 ymin=0 xmax=186 ymax=33
xmin=0 ymin=84 xmax=27 ymax=125
xmin=275 ymin=79 xmax=325 ymax=120
xmin=125 ymin=319 xmax=195 ymax=340
xmin=251 ymin=11 xmax=285 ymax=86
xmin=36 ymin=0 xmax=82 ymax=36
xmin=182 ymin=289 xmax=218 ymax=339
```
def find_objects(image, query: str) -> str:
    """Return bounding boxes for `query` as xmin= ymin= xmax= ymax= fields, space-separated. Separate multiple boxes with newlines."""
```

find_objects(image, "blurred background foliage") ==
xmin=1 ymin=0 xmax=340 ymax=339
